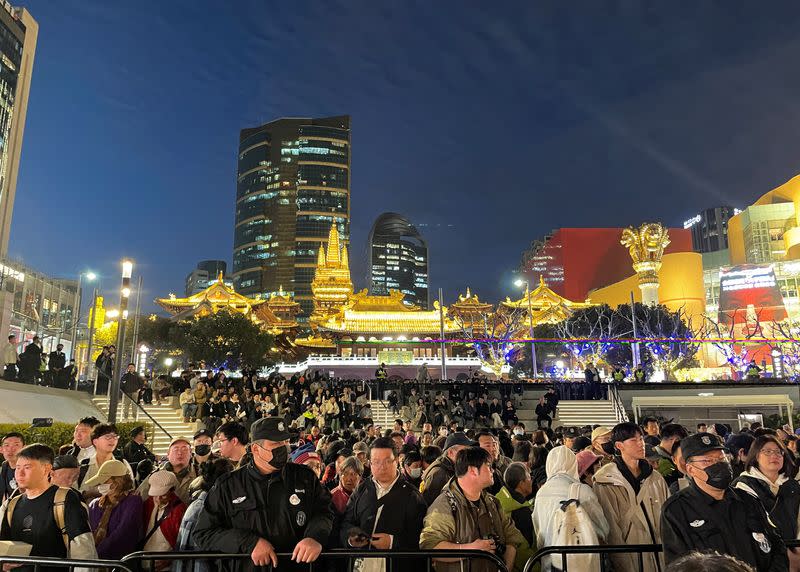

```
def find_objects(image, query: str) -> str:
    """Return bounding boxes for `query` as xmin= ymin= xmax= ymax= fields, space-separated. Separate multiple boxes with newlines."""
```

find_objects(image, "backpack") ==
xmin=6 ymin=487 xmax=71 ymax=551
xmin=549 ymin=483 xmax=600 ymax=571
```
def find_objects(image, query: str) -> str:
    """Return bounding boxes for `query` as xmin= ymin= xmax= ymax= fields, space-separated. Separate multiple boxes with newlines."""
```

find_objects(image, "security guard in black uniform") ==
xmin=661 ymin=433 xmax=788 ymax=571
xmin=193 ymin=417 xmax=333 ymax=572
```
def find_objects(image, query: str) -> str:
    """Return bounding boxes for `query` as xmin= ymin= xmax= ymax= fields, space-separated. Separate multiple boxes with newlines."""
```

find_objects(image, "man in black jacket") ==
xmin=47 ymin=343 xmax=66 ymax=387
xmin=341 ymin=436 xmax=427 ymax=572
xmin=661 ymin=433 xmax=788 ymax=571
xmin=122 ymin=426 xmax=155 ymax=472
xmin=193 ymin=417 xmax=333 ymax=572
xmin=120 ymin=363 xmax=142 ymax=420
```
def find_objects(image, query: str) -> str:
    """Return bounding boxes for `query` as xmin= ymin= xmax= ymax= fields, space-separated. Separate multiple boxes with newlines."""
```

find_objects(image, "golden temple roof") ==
xmin=155 ymin=274 xmax=299 ymax=331
xmin=501 ymin=276 xmax=593 ymax=324
xmin=450 ymin=287 xmax=493 ymax=313
xmin=317 ymin=289 xmax=460 ymax=335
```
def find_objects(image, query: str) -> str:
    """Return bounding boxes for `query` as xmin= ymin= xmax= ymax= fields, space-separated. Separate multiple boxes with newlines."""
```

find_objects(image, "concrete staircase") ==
xmin=368 ymin=400 xmax=398 ymax=428
xmin=91 ymin=396 xmax=198 ymax=456
xmin=548 ymin=400 xmax=622 ymax=429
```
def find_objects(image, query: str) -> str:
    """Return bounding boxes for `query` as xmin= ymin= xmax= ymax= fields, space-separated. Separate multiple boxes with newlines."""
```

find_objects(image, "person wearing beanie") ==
xmin=122 ymin=426 xmax=156 ymax=473
xmin=575 ymin=450 xmax=602 ymax=486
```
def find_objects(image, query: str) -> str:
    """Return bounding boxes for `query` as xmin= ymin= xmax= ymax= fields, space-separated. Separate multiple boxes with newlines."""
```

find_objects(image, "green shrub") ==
xmin=0 ymin=421 xmax=154 ymax=459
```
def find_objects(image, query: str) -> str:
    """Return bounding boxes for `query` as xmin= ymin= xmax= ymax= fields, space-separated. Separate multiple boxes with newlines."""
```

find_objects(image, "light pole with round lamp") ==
xmin=164 ymin=357 xmax=174 ymax=377
xmin=514 ymin=278 xmax=538 ymax=379
xmin=108 ymin=260 xmax=133 ymax=423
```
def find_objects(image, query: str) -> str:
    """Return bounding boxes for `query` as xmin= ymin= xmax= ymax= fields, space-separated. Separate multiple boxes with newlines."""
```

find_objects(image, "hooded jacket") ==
xmin=592 ymin=457 xmax=668 ymax=572
xmin=734 ymin=467 xmax=800 ymax=540
xmin=496 ymin=487 xmax=536 ymax=572
xmin=532 ymin=446 xmax=609 ymax=568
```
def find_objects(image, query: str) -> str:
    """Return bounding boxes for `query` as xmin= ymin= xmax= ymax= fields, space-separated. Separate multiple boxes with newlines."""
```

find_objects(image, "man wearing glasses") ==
xmin=78 ymin=423 xmax=133 ymax=500
xmin=661 ymin=432 xmax=788 ymax=571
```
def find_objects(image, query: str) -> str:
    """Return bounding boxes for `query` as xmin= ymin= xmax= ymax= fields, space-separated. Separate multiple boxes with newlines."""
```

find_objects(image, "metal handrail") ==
xmin=123 ymin=548 xmax=509 ymax=571
xmin=524 ymin=543 xmax=662 ymax=572
xmin=608 ymin=383 xmax=629 ymax=422
xmin=119 ymin=391 xmax=173 ymax=440
xmin=0 ymin=555 xmax=137 ymax=572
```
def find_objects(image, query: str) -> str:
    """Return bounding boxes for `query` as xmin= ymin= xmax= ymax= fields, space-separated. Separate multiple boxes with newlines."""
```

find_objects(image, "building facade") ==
xmin=0 ymin=5 xmax=36 ymax=257
xmin=684 ymin=206 xmax=737 ymax=254
xmin=185 ymin=259 xmax=228 ymax=296
xmin=367 ymin=212 xmax=429 ymax=309
xmin=233 ymin=116 xmax=350 ymax=318
xmin=0 ymin=257 xmax=77 ymax=354
xmin=519 ymin=227 xmax=693 ymax=302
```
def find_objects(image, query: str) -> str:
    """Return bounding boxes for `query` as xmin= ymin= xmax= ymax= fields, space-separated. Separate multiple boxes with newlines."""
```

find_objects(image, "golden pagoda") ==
xmin=501 ymin=276 xmax=594 ymax=326
xmin=309 ymin=225 xmax=353 ymax=326
xmin=155 ymin=273 xmax=299 ymax=334
xmin=449 ymin=287 xmax=494 ymax=336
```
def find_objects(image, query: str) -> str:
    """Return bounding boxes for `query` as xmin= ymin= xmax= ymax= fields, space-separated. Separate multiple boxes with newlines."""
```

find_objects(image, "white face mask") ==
xmin=97 ymin=483 xmax=112 ymax=495
xmin=513 ymin=429 xmax=524 ymax=436
xmin=409 ymin=468 xmax=423 ymax=479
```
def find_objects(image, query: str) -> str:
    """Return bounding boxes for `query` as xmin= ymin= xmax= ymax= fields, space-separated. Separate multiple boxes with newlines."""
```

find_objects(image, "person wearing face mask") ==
xmin=193 ymin=416 xmax=333 ymax=572
xmin=401 ymin=450 xmax=424 ymax=488
xmin=661 ymin=433 xmax=788 ymax=571
xmin=191 ymin=429 xmax=217 ymax=472
xmin=85 ymin=459 xmax=143 ymax=559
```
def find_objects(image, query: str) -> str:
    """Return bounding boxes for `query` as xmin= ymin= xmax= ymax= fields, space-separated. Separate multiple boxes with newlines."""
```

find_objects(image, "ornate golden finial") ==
xmin=217 ymin=271 xmax=224 ymax=282
xmin=620 ymin=222 xmax=670 ymax=304
xmin=539 ymin=275 xmax=546 ymax=287
xmin=326 ymin=225 xmax=341 ymax=266
xmin=466 ymin=286 xmax=472 ymax=298
xmin=317 ymin=243 xmax=326 ymax=268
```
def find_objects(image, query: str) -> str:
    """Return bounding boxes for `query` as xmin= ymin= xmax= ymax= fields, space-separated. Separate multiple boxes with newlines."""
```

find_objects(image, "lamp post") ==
xmin=164 ymin=357 xmax=173 ymax=377
xmin=108 ymin=260 xmax=133 ymax=423
xmin=129 ymin=275 xmax=143 ymax=364
xmin=514 ymin=278 xmax=538 ymax=379
xmin=69 ymin=271 xmax=96 ymax=360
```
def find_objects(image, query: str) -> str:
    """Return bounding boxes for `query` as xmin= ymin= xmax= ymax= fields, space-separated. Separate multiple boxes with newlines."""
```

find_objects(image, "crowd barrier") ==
xmin=0 ymin=549 xmax=509 ymax=572
xmin=6 ymin=541 xmax=798 ymax=572
xmin=523 ymin=544 xmax=662 ymax=572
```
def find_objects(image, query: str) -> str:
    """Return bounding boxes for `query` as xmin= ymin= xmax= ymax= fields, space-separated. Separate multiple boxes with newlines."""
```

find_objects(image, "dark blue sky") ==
xmin=10 ymin=1 xmax=800 ymax=313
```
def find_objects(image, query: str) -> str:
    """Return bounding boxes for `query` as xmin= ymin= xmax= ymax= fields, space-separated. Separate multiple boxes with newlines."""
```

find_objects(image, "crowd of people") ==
xmin=2 ymin=333 xmax=78 ymax=388
xmin=0 ymin=370 xmax=796 ymax=572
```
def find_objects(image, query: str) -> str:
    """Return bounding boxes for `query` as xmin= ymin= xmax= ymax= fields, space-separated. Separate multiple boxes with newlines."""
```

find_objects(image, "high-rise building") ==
xmin=683 ymin=206 xmax=736 ymax=254
xmin=0 ymin=6 xmax=36 ymax=257
xmin=367 ymin=212 xmax=429 ymax=308
xmin=233 ymin=116 xmax=350 ymax=318
xmin=185 ymin=260 xmax=228 ymax=296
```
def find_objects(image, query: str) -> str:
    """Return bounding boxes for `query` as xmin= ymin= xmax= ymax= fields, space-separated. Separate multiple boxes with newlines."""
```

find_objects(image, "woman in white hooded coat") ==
xmin=532 ymin=446 xmax=609 ymax=570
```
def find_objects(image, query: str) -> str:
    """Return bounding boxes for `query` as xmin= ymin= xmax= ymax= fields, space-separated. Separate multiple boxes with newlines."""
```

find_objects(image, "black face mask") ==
xmin=194 ymin=445 xmax=211 ymax=457
xmin=703 ymin=460 xmax=733 ymax=490
xmin=601 ymin=441 xmax=615 ymax=456
xmin=265 ymin=445 xmax=288 ymax=470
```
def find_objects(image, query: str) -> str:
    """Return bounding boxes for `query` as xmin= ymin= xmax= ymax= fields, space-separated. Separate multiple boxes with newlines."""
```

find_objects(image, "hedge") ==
xmin=0 ymin=421 xmax=154 ymax=459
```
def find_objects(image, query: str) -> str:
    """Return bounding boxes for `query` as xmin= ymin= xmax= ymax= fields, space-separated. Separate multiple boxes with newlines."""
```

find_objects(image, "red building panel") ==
xmin=524 ymin=228 xmax=692 ymax=301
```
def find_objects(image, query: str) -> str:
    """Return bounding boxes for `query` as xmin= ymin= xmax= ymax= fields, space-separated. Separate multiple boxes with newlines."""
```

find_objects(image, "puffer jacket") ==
xmin=420 ymin=478 xmax=526 ymax=572
xmin=420 ymin=454 xmax=455 ymax=505
xmin=593 ymin=458 xmax=668 ymax=572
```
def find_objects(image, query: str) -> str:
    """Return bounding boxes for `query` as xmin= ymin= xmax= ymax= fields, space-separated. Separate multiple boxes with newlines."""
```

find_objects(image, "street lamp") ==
xmin=108 ymin=259 xmax=133 ymax=423
xmin=164 ymin=357 xmax=174 ymax=376
xmin=514 ymin=278 xmax=538 ymax=379
xmin=70 ymin=271 xmax=97 ymax=362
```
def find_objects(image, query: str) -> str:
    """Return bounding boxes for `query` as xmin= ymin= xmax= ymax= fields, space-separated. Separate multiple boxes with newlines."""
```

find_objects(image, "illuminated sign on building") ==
xmin=720 ymin=265 xmax=777 ymax=292
xmin=718 ymin=264 xmax=787 ymax=326
xmin=683 ymin=215 xmax=702 ymax=229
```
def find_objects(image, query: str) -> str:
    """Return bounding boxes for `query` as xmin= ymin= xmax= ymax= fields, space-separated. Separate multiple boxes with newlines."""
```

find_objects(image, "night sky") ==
xmin=10 ymin=1 xmax=800 ymax=314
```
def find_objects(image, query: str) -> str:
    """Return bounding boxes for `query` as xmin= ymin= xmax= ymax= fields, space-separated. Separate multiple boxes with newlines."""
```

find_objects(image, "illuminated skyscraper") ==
xmin=233 ymin=116 xmax=350 ymax=317
xmin=368 ymin=212 xmax=429 ymax=309
xmin=0 ymin=5 xmax=36 ymax=256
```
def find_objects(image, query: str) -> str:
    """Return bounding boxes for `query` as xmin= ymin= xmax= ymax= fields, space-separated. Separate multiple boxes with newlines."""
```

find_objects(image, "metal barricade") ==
xmin=0 ymin=555 xmax=136 ymax=572
xmin=122 ymin=549 xmax=509 ymax=572
xmin=524 ymin=544 xmax=662 ymax=572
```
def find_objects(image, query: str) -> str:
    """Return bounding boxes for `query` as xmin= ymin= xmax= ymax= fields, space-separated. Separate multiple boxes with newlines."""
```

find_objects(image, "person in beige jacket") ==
xmin=593 ymin=422 xmax=669 ymax=572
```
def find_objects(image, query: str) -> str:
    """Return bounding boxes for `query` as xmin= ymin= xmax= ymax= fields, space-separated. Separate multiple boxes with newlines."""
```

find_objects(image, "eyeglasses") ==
xmin=100 ymin=434 xmax=119 ymax=441
xmin=760 ymin=449 xmax=783 ymax=458
xmin=687 ymin=457 xmax=724 ymax=466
